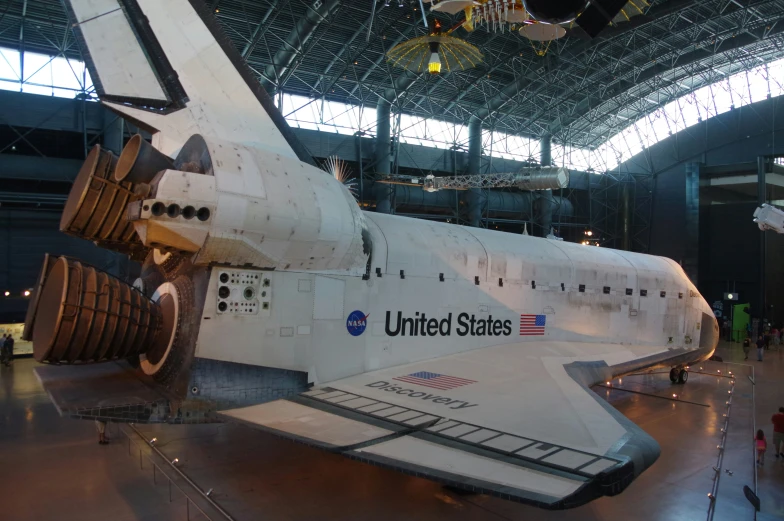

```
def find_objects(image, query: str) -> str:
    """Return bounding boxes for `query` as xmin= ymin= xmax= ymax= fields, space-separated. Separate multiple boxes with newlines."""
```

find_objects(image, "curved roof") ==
xmin=3 ymin=0 xmax=784 ymax=149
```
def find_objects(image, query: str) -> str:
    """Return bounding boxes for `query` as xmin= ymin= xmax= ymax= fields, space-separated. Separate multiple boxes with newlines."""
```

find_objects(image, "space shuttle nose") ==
xmin=115 ymin=134 xmax=175 ymax=184
xmin=29 ymin=256 xmax=173 ymax=365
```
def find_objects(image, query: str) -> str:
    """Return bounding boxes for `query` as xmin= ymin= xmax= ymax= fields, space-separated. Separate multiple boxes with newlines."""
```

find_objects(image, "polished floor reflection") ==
xmin=2 ymin=342 xmax=783 ymax=521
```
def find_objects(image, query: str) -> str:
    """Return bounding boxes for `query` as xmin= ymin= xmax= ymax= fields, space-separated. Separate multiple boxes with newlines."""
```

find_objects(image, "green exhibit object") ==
xmin=732 ymin=303 xmax=750 ymax=342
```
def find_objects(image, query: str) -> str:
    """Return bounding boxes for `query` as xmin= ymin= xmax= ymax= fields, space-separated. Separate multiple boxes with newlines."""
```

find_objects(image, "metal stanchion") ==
xmin=120 ymin=425 xmax=233 ymax=521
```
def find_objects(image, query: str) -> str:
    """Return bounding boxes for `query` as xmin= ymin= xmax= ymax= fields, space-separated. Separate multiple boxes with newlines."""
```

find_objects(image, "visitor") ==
xmin=772 ymin=326 xmax=780 ymax=346
xmin=95 ymin=420 xmax=108 ymax=445
xmin=743 ymin=337 xmax=751 ymax=360
xmin=757 ymin=335 xmax=765 ymax=362
xmin=772 ymin=408 xmax=784 ymax=458
xmin=2 ymin=334 xmax=13 ymax=367
xmin=756 ymin=429 xmax=768 ymax=466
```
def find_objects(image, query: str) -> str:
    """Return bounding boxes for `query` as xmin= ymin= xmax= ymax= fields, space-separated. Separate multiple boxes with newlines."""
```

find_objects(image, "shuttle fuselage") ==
xmin=191 ymin=207 xmax=716 ymax=387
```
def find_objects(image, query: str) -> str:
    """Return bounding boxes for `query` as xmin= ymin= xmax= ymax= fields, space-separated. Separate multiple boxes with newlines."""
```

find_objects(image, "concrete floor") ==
xmin=1 ymin=342 xmax=783 ymax=520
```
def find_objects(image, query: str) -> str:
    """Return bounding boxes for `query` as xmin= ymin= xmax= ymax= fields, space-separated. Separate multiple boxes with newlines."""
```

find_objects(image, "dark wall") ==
xmin=617 ymin=95 xmax=784 ymax=323
xmin=765 ymin=225 xmax=784 ymax=327
xmin=698 ymin=203 xmax=761 ymax=320
xmin=0 ymin=210 xmax=126 ymax=323
xmin=618 ymin=95 xmax=784 ymax=263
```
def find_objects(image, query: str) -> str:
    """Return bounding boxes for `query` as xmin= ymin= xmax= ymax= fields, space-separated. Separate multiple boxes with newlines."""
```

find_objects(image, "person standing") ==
xmin=95 ymin=420 xmax=108 ymax=445
xmin=756 ymin=429 xmax=768 ymax=466
xmin=757 ymin=335 xmax=765 ymax=362
xmin=1 ymin=334 xmax=11 ymax=366
xmin=743 ymin=336 xmax=751 ymax=360
xmin=5 ymin=333 xmax=14 ymax=367
xmin=773 ymin=408 xmax=784 ymax=458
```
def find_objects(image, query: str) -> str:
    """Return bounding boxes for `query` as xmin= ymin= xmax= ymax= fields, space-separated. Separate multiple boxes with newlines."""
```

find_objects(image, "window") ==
xmin=660 ymin=291 xmax=666 ymax=298
xmin=640 ymin=289 xmax=648 ymax=297
xmin=603 ymin=286 xmax=611 ymax=294
xmin=625 ymin=288 xmax=633 ymax=296
xmin=0 ymin=48 xmax=94 ymax=99
xmin=678 ymin=292 xmax=683 ymax=299
xmin=579 ymin=284 xmax=586 ymax=293
xmin=589 ymin=57 xmax=784 ymax=172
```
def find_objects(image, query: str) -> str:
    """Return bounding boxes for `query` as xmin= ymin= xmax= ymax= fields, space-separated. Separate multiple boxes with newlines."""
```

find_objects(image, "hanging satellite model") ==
xmin=386 ymin=19 xmax=483 ymax=75
xmin=425 ymin=0 xmax=648 ymax=45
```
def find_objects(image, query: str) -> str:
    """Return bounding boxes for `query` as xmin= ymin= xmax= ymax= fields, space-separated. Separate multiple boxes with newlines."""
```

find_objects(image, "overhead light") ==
xmin=428 ymin=53 xmax=441 ymax=74
xmin=586 ymin=230 xmax=593 ymax=236
xmin=397 ymin=0 xmax=404 ymax=6
xmin=3 ymin=291 xmax=8 ymax=297
xmin=23 ymin=290 xmax=30 ymax=297
xmin=428 ymin=42 xmax=441 ymax=74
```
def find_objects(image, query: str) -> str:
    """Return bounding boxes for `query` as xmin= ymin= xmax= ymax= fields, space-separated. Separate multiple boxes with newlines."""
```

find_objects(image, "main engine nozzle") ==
xmin=61 ymin=145 xmax=146 ymax=259
xmin=31 ymin=257 xmax=173 ymax=365
xmin=116 ymin=134 xmax=175 ymax=184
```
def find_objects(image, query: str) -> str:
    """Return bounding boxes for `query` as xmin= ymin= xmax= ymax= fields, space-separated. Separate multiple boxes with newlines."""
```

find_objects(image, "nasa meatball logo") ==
xmin=346 ymin=310 xmax=369 ymax=336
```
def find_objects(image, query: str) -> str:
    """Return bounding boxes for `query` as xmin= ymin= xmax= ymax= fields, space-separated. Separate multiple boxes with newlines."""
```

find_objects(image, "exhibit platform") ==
xmin=1 ymin=342 xmax=783 ymax=521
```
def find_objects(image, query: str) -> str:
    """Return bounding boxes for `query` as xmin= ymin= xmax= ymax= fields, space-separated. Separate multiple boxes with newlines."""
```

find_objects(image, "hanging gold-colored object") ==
xmin=387 ymin=20 xmax=483 ymax=75
xmin=612 ymin=0 xmax=649 ymax=23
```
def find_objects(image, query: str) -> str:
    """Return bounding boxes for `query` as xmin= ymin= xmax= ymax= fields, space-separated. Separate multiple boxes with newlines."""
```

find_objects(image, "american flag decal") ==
xmin=520 ymin=314 xmax=546 ymax=336
xmin=393 ymin=371 xmax=476 ymax=390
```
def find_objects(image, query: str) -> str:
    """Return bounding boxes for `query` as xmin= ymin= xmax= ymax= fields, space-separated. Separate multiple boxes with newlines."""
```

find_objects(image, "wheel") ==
xmin=669 ymin=368 xmax=679 ymax=383
xmin=678 ymin=369 xmax=688 ymax=384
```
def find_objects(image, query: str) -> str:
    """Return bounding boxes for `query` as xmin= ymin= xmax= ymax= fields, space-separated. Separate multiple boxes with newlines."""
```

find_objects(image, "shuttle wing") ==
xmin=218 ymin=340 xmax=672 ymax=509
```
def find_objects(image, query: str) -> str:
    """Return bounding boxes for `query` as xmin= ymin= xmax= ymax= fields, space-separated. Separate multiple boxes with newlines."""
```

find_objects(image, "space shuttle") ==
xmin=26 ymin=0 xmax=718 ymax=510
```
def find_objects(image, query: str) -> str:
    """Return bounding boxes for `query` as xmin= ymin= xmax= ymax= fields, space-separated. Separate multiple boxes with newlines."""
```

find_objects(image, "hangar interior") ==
xmin=1 ymin=0 xmax=784 ymax=520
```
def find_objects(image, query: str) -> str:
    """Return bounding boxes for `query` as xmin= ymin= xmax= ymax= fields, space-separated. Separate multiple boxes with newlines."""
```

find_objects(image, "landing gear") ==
xmin=670 ymin=367 xmax=688 ymax=384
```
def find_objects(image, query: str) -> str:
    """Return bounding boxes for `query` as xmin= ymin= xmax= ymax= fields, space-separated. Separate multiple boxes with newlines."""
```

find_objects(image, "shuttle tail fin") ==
xmin=65 ymin=0 xmax=314 ymax=162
